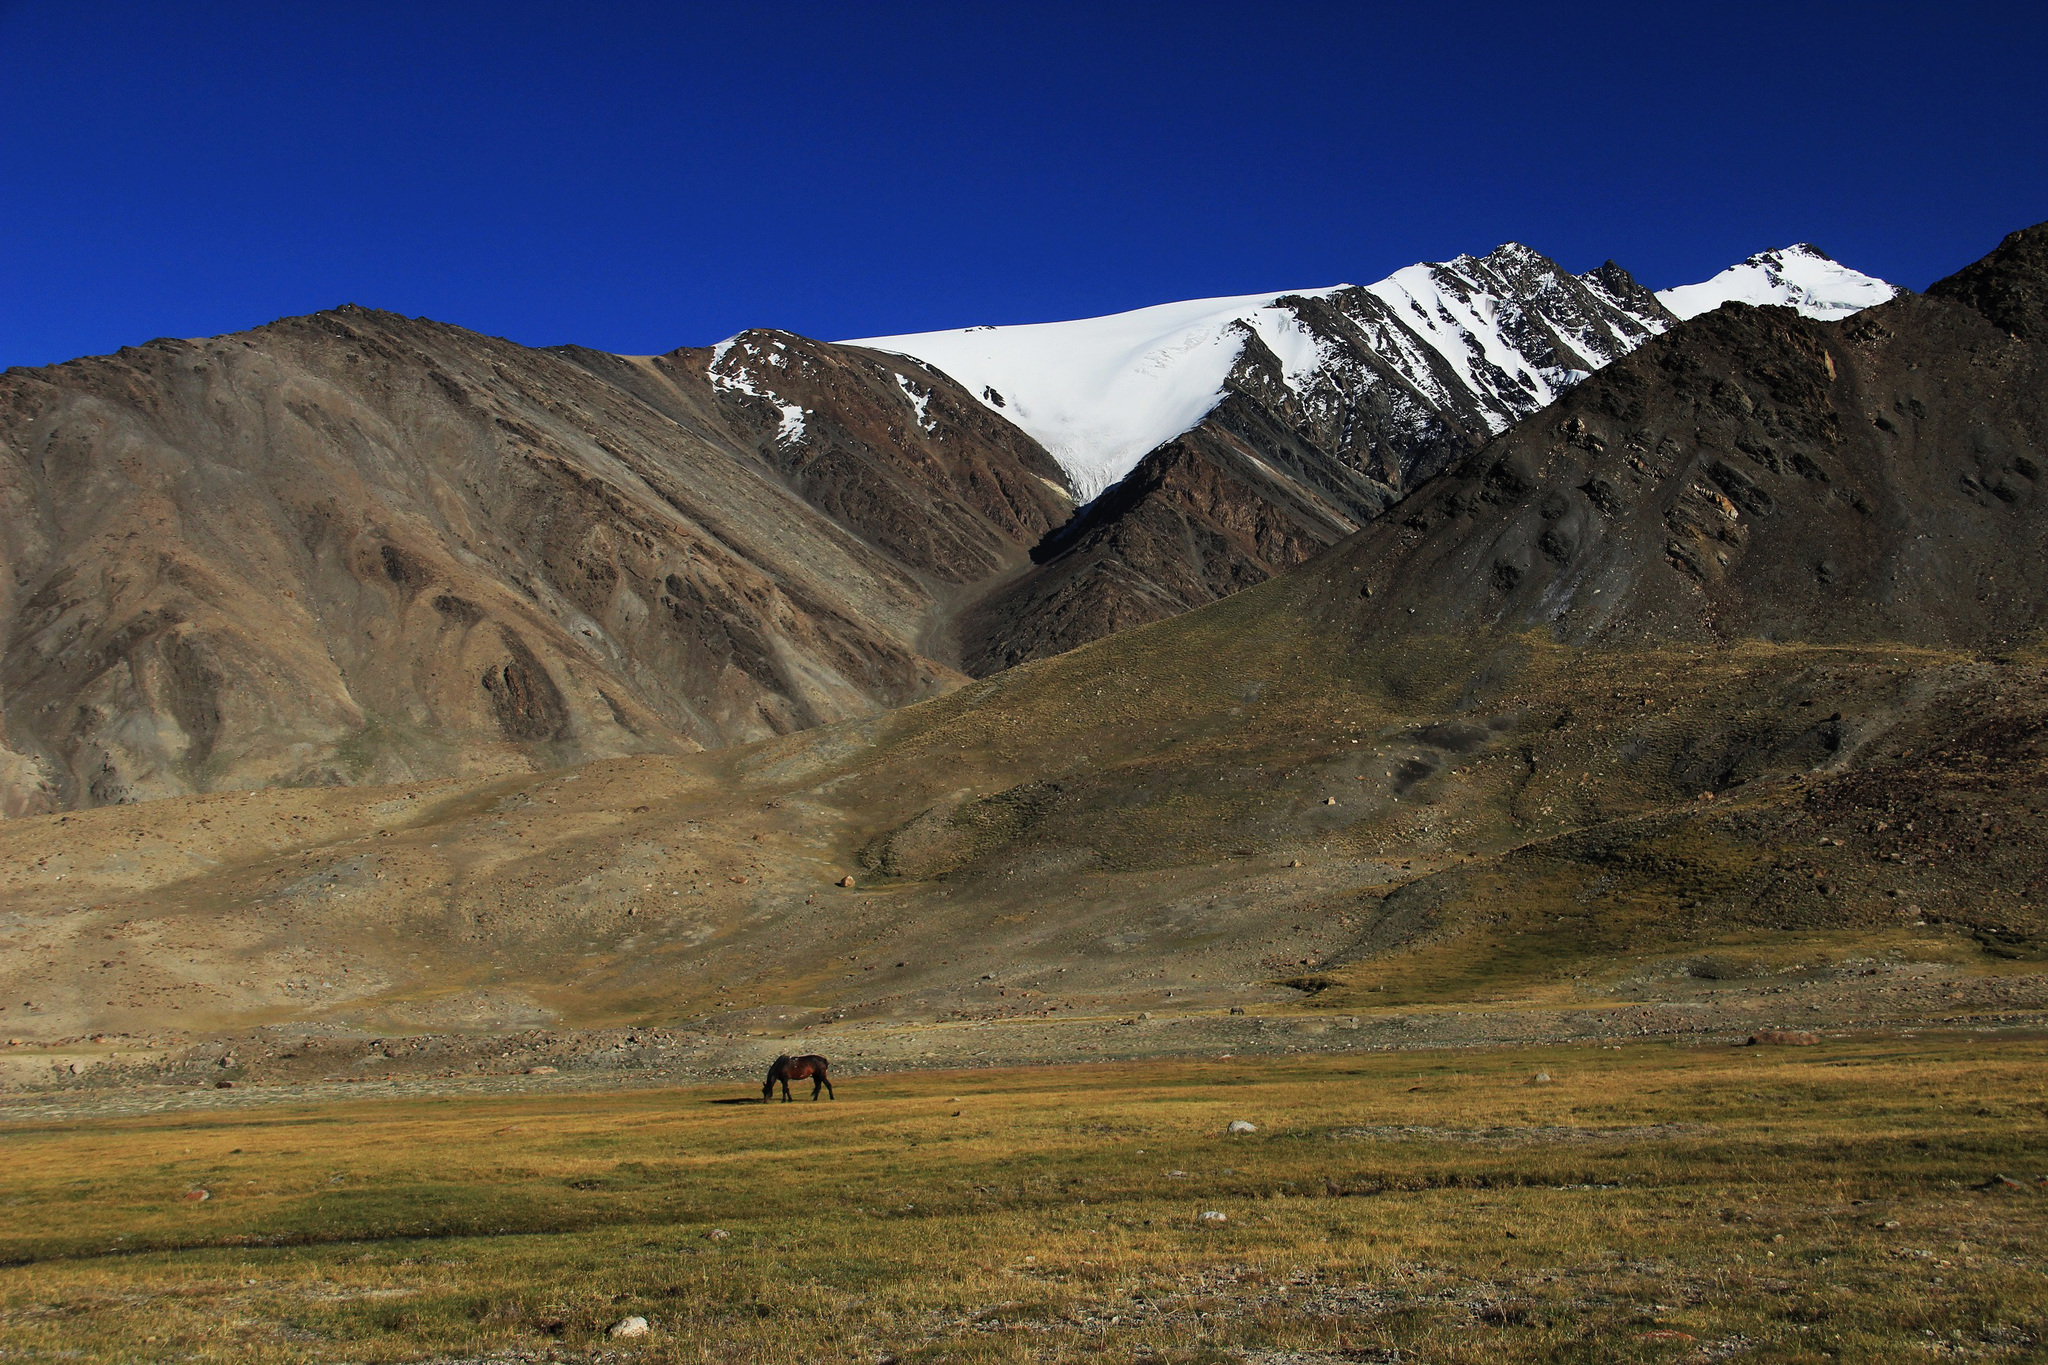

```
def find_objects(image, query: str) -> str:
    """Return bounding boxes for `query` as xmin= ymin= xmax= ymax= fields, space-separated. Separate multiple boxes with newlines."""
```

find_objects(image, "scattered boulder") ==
xmin=524 ymin=1065 xmax=558 ymax=1075
xmin=1227 ymin=1119 xmax=1257 ymax=1135
xmin=215 ymin=1079 xmax=236 ymax=1089
xmin=608 ymin=1316 xmax=650 ymax=1339
xmin=182 ymin=1189 xmax=210 ymax=1203
xmin=1528 ymin=1071 xmax=1552 ymax=1085
xmin=1748 ymin=1030 xmax=1820 ymax=1046
xmin=706 ymin=1227 xmax=730 ymax=1240
xmin=1199 ymin=1210 xmax=1227 ymax=1223
xmin=839 ymin=875 xmax=856 ymax=888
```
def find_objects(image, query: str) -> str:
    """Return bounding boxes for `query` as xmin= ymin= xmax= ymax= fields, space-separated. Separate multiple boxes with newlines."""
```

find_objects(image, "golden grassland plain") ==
xmin=3 ymin=1039 xmax=2045 ymax=1363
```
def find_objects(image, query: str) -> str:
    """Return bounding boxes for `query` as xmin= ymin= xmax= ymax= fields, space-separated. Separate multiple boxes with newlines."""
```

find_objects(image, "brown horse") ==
xmin=762 ymin=1054 xmax=834 ymax=1102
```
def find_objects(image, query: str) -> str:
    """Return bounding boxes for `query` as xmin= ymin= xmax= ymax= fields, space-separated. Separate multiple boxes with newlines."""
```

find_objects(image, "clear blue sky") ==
xmin=3 ymin=2 xmax=2043 ymax=368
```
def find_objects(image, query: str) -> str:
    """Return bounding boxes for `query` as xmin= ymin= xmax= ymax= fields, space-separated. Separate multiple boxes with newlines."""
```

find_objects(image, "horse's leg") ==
xmin=810 ymin=1074 xmax=821 ymax=1101
xmin=823 ymin=1073 xmax=835 ymax=1100
xmin=780 ymin=1077 xmax=792 ymax=1102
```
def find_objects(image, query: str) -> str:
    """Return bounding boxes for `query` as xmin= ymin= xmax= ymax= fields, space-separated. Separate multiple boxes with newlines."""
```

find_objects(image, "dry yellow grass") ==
xmin=3 ymin=1036 xmax=2045 ymax=1362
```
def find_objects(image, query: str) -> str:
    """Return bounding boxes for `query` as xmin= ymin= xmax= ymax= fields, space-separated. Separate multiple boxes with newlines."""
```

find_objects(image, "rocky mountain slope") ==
xmin=1312 ymin=223 xmax=2048 ymax=653
xmin=853 ymin=247 xmax=1676 ymax=498
xmin=872 ymin=243 xmax=1899 ymax=673
xmin=0 ymin=310 xmax=1073 ymax=814
xmin=3 ymin=223 xmax=2040 ymax=1055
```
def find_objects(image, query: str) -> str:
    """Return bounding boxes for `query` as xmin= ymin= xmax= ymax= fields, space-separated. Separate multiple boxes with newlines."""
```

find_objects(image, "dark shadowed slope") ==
xmin=1301 ymin=221 xmax=2048 ymax=652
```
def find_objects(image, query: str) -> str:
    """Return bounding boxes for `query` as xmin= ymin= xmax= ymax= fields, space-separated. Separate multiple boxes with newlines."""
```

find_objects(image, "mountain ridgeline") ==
xmin=944 ymin=246 xmax=1678 ymax=671
xmin=0 ymin=237 xmax=1908 ymax=813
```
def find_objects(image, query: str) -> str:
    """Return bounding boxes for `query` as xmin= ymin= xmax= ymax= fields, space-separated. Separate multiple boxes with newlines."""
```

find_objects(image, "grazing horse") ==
xmin=762 ymin=1054 xmax=834 ymax=1102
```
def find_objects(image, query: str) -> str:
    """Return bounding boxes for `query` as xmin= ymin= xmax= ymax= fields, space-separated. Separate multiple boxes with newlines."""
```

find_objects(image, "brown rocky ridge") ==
xmin=0 ymin=310 xmax=1073 ymax=814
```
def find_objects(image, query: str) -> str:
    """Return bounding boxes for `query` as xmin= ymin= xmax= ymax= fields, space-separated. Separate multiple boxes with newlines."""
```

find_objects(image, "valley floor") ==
xmin=2 ymin=1035 xmax=2045 ymax=1364
xmin=5 ymin=932 xmax=2044 ymax=1108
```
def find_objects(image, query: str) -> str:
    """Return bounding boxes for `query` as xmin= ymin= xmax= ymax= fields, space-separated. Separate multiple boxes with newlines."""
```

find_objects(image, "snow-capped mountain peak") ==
xmin=843 ymin=242 xmax=1895 ymax=501
xmin=843 ymin=245 xmax=1668 ymax=500
xmin=1655 ymin=244 xmax=1899 ymax=322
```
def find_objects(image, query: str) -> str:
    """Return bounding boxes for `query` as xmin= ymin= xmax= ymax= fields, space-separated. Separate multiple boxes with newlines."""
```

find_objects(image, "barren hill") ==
xmin=0 ymin=309 xmax=1072 ymax=814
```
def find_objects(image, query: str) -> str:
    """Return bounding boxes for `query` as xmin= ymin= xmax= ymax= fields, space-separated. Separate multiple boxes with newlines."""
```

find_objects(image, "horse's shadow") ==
xmin=708 ymin=1097 xmax=763 ymax=1106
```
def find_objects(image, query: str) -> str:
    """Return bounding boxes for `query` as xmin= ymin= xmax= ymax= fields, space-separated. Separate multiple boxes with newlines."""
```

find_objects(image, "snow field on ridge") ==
xmin=846 ymin=288 xmax=1348 ymax=500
